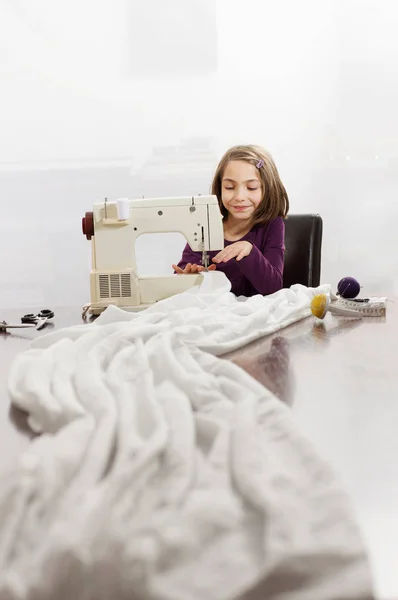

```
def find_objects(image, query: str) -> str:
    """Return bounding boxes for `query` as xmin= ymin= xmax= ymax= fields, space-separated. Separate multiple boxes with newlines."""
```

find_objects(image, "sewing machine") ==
xmin=82 ymin=195 xmax=224 ymax=314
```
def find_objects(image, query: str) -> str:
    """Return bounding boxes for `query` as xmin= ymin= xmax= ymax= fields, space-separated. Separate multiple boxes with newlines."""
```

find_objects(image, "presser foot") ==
xmin=201 ymin=251 xmax=210 ymax=271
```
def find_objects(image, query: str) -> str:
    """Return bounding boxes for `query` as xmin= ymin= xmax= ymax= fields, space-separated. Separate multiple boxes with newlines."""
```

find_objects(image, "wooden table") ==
xmin=1 ymin=302 xmax=397 ymax=600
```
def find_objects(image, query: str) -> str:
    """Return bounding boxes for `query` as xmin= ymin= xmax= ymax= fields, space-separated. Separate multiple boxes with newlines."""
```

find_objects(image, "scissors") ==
xmin=21 ymin=309 xmax=55 ymax=330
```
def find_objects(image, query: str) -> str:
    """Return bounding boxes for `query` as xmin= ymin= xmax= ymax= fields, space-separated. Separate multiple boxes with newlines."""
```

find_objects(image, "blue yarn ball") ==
xmin=337 ymin=277 xmax=360 ymax=299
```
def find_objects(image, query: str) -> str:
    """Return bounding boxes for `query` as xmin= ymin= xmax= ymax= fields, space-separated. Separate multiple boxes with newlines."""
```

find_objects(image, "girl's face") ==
xmin=221 ymin=160 xmax=263 ymax=221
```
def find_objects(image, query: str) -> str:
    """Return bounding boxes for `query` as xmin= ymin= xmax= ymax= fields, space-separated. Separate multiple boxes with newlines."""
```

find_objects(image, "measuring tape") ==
xmin=311 ymin=293 xmax=387 ymax=319
xmin=329 ymin=296 xmax=387 ymax=317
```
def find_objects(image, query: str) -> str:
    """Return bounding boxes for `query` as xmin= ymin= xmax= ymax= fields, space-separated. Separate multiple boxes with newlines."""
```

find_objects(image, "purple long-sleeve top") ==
xmin=177 ymin=216 xmax=285 ymax=297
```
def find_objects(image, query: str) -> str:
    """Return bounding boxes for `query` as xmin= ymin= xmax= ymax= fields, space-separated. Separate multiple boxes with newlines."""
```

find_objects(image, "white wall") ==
xmin=0 ymin=0 xmax=397 ymax=309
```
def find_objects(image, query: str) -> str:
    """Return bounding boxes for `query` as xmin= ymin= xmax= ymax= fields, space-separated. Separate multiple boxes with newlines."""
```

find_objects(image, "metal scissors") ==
xmin=21 ymin=309 xmax=54 ymax=330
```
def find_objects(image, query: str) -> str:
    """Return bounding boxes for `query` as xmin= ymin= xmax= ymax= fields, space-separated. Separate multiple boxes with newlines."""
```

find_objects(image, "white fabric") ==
xmin=1 ymin=273 xmax=373 ymax=599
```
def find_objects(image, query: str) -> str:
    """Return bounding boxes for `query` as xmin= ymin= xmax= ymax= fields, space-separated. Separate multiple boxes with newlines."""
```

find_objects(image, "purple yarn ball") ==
xmin=337 ymin=277 xmax=361 ymax=299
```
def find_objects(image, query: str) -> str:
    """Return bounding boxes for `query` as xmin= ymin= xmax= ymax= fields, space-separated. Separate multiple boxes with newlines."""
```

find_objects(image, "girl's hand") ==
xmin=172 ymin=263 xmax=217 ymax=274
xmin=212 ymin=241 xmax=253 ymax=263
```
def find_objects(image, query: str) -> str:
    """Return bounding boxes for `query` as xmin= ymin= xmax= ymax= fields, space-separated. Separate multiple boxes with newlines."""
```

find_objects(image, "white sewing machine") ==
xmin=82 ymin=195 xmax=224 ymax=314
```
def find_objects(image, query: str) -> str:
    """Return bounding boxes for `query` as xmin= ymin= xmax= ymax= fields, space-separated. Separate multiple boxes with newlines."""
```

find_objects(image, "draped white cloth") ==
xmin=1 ymin=274 xmax=373 ymax=599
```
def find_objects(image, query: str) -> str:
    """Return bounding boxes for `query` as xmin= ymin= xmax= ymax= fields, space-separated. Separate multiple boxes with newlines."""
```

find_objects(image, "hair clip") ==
xmin=256 ymin=159 xmax=264 ymax=169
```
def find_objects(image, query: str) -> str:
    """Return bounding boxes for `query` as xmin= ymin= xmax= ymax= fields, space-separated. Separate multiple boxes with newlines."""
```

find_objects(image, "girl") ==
xmin=172 ymin=144 xmax=289 ymax=297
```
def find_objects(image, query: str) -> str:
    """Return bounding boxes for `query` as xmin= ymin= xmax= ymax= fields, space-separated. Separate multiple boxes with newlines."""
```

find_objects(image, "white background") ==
xmin=1 ymin=0 xmax=397 ymax=309
xmin=0 ymin=2 xmax=397 ymax=598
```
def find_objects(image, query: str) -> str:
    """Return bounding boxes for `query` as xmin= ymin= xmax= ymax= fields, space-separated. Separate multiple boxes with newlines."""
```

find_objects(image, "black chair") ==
xmin=283 ymin=214 xmax=323 ymax=288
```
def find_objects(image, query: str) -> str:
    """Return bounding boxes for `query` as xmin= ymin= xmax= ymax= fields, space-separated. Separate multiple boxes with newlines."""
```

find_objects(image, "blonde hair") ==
xmin=211 ymin=144 xmax=289 ymax=225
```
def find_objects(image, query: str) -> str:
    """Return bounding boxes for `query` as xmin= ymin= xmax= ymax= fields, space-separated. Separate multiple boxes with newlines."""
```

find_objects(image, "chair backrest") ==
xmin=283 ymin=214 xmax=323 ymax=288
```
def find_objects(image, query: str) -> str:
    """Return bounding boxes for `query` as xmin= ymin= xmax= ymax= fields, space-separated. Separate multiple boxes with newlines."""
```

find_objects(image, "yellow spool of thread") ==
xmin=310 ymin=293 xmax=329 ymax=319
